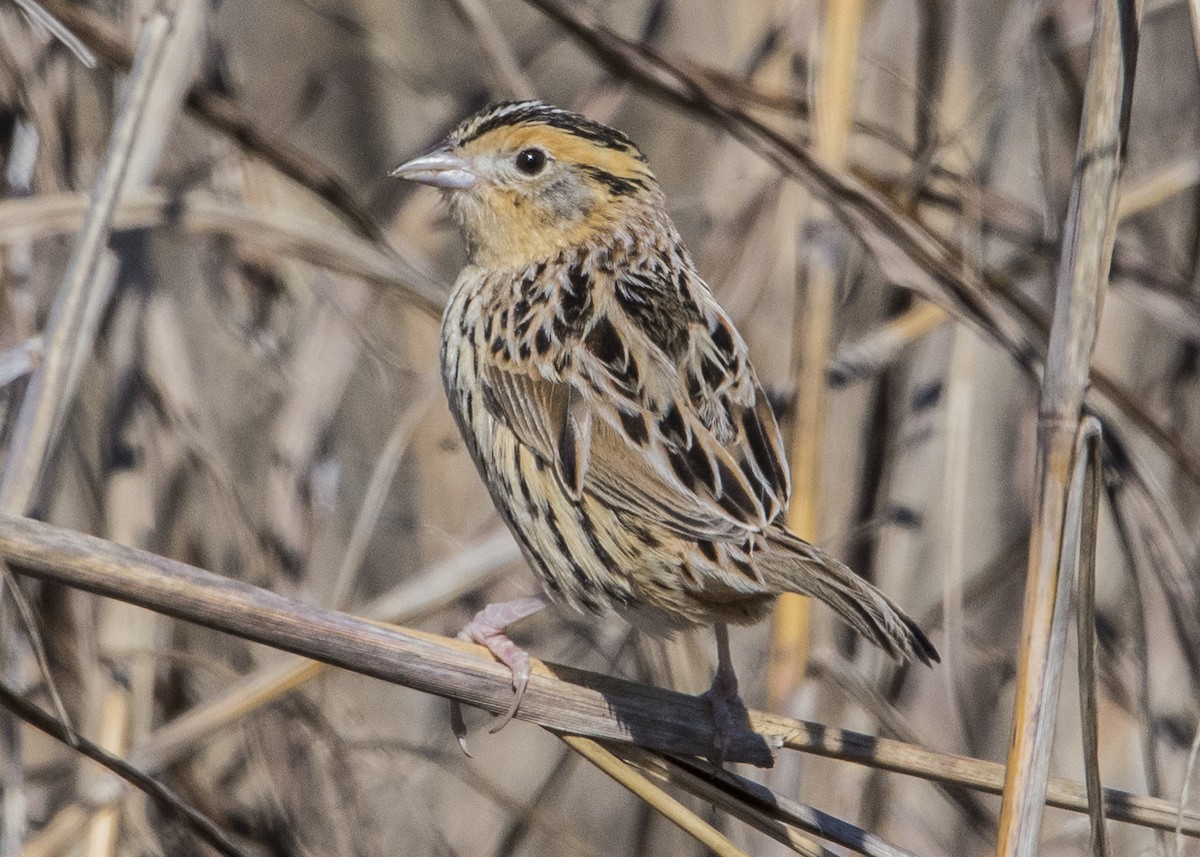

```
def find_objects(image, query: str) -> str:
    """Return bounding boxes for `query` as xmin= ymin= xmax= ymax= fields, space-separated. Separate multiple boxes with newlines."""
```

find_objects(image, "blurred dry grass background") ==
xmin=0 ymin=0 xmax=1199 ymax=854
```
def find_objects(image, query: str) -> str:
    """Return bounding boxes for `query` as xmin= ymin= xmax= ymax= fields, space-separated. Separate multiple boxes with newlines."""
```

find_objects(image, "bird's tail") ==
xmin=759 ymin=528 xmax=939 ymax=666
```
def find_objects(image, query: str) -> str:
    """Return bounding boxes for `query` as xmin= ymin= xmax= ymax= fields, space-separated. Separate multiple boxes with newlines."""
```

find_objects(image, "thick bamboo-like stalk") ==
xmin=996 ymin=2 xmax=1142 ymax=855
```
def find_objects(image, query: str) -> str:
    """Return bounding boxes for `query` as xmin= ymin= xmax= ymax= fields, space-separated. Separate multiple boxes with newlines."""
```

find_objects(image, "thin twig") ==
xmin=10 ymin=0 xmax=96 ymax=67
xmin=0 ymin=678 xmax=248 ymax=857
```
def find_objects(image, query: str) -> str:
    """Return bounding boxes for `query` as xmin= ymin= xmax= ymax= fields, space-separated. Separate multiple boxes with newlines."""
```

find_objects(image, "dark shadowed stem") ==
xmin=651 ymin=752 xmax=916 ymax=856
xmin=1071 ymin=419 xmax=1108 ymax=856
xmin=997 ymin=1 xmax=1142 ymax=855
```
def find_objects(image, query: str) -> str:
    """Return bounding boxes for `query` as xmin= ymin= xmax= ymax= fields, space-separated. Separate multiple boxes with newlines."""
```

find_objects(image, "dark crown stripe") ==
xmin=456 ymin=101 xmax=647 ymax=161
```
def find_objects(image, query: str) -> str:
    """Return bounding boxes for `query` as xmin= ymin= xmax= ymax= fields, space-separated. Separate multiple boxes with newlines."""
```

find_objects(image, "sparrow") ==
xmin=391 ymin=101 xmax=937 ymax=752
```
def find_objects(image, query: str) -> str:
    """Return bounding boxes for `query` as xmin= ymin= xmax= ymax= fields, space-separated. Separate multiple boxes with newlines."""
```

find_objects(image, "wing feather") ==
xmin=473 ymin=262 xmax=791 ymax=545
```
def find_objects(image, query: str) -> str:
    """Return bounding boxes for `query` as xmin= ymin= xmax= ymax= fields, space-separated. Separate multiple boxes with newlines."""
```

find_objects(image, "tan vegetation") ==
xmin=0 ymin=0 xmax=1197 ymax=855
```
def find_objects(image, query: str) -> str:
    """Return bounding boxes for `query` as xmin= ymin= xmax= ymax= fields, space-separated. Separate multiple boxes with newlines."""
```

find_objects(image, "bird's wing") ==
xmin=476 ymin=264 xmax=790 ymax=542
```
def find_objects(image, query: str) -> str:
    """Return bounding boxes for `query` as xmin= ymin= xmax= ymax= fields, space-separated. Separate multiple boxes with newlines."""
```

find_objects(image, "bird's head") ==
xmin=391 ymin=101 xmax=665 ymax=268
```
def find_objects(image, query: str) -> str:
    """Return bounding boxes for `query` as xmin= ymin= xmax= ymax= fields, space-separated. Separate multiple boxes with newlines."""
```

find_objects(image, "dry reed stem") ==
xmin=0 ymin=511 xmax=777 ymax=767
xmin=0 ymin=512 xmax=1194 ymax=840
xmin=81 ymin=688 xmax=128 ymax=857
xmin=809 ymin=653 xmax=990 ymax=830
xmin=522 ymin=0 xmax=1200 ymax=497
xmin=826 ymin=301 xmax=949 ymax=386
xmin=0 ymin=339 xmax=42 ymax=390
xmin=560 ymin=737 xmax=749 ymax=857
xmin=646 ymin=751 xmax=919 ymax=856
xmin=768 ymin=0 xmax=864 ymax=710
xmin=34 ymin=0 xmax=386 ymax=243
xmin=624 ymin=749 xmax=831 ymax=857
xmin=327 ymin=376 xmax=442 ymax=608
xmin=0 ymin=11 xmax=180 ymax=515
xmin=83 ymin=10 xmax=208 ymax=856
xmin=0 ymin=13 xmax=179 ymax=850
xmin=10 ymin=0 xmax=96 ymax=66
xmin=0 ymin=679 xmax=247 ymax=857
xmin=0 ymin=189 xmax=445 ymax=316
xmin=997 ymin=2 xmax=1141 ymax=854
xmin=130 ymin=528 xmax=515 ymax=774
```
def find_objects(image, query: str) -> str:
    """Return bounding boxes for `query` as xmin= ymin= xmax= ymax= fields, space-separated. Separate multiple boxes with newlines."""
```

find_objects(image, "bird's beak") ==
xmin=390 ymin=146 xmax=478 ymax=189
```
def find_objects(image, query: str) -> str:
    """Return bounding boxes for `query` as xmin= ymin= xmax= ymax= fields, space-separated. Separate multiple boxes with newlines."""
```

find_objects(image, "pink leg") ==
xmin=700 ymin=621 xmax=743 ymax=763
xmin=451 ymin=596 xmax=547 ymax=750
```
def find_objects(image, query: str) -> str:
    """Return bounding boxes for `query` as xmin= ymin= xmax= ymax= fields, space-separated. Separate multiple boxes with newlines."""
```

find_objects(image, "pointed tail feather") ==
xmin=761 ymin=528 xmax=939 ymax=666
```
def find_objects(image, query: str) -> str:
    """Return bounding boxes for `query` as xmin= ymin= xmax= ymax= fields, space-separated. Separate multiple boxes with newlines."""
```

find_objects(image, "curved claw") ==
xmin=489 ymin=650 xmax=531 ymax=734
xmin=449 ymin=700 xmax=472 ymax=756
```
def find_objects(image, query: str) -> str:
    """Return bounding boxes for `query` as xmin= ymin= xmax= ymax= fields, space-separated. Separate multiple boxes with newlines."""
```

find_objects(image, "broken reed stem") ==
xmin=0 ymin=512 xmax=1195 ymax=840
xmin=997 ymin=2 xmax=1141 ymax=855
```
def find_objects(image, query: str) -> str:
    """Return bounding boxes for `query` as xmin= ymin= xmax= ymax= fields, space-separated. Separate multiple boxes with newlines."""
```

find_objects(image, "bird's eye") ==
xmin=515 ymin=148 xmax=547 ymax=175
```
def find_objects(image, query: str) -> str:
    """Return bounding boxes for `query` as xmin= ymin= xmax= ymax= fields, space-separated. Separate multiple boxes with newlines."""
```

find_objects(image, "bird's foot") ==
xmin=700 ymin=661 xmax=743 ymax=765
xmin=450 ymin=596 xmax=546 ymax=753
